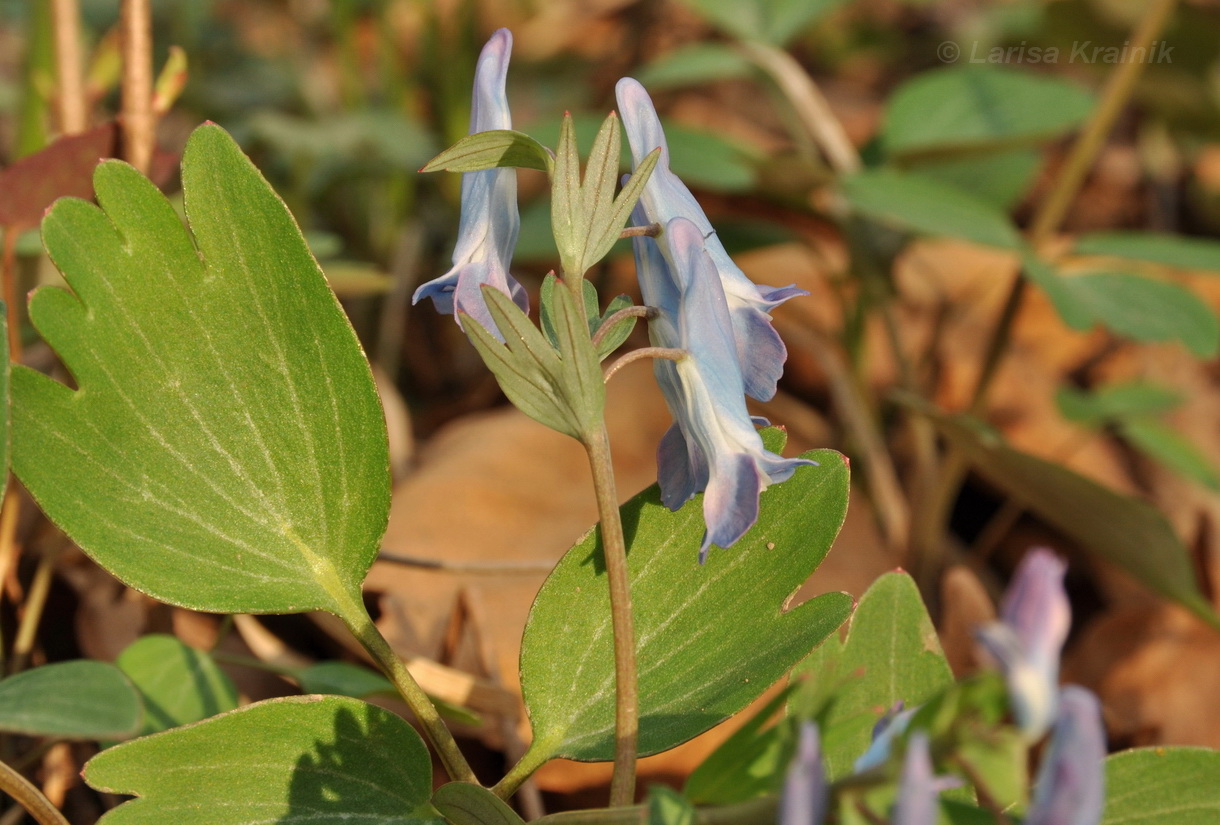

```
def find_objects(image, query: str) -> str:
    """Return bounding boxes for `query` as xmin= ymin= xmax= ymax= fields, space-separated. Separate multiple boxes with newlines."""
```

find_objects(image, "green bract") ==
xmin=12 ymin=124 xmax=390 ymax=615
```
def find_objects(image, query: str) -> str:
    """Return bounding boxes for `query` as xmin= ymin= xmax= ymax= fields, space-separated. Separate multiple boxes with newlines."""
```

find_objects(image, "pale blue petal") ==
xmin=1026 ymin=687 xmax=1106 ymax=825
xmin=780 ymin=722 xmax=828 ymax=825
xmin=894 ymin=733 xmax=961 ymax=825
xmin=414 ymin=28 xmax=525 ymax=336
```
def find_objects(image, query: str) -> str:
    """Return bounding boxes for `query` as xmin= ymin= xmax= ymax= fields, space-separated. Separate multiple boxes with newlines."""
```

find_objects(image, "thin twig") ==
xmin=376 ymin=550 xmax=554 ymax=574
xmin=119 ymin=0 xmax=154 ymax=174
xmin=603 ymin=346 xmax=685 ymax=383
xmin=737 ymin=40 xmax=860 ymax=176
xmin=591 ymin=306 xmax=656 ymax=350
xmin=0 ymin=759 xmax=70 ymax=825
xmin=10 ymin=552 xmax=57 ymax=674
xmin=50 ymin=0 xmax=86 ymax=134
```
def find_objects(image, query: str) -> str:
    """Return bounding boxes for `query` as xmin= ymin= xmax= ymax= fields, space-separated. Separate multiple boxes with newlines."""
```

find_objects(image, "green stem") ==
xmin=0 ymin=759 xmax=69 ymax=825
xmin=603 ymin=346 xmax=685 ymax=383
xmin=911 ymin=0 xmax=1180 ymax=585
xmin=340 ymin=601 xmax=477 ymax=784
xmin=583 ymin=424 xmax=639 ymax=806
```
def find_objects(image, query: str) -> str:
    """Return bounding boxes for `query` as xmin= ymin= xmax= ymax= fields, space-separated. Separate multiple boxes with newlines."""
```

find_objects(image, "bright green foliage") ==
xmin=1076 ymin=231 xmax=1220 ymax=273
xmin=883 ymin=66 xmax=1094 ymax=157
xmin=841 ymin=169 xmax=1022 ymax=250
xmin=0 ymin=660 xmax=141 ymax=739
xmin=1102 ymin=748 xmax=1220 ymax=824
xmin=551 ymin=112 xmax=660 ymax=277
xmin=791 ymin=572 xmax=954 ymax=778
xmin=678 ymin=0 xmax=847 ymax=45
xmin=684 ymin=687 xmax=794 ymax=805
xmin=938 ymin=415 xmax=1219 ymax=628
xmin=647 ymin=786 xmax=697 ymax=824
xmin=432 ymin=783 xmax=526 ymax=825
xmin=518 ymin=438 xmax=852 ymax=765
xmin=465 ymin=285 xmax=604 ymax=440
xmin=1023 ymin=260 xmax=1220 ymax=356
xmin=12 ymin=124 xmax=391 ymax=615
xmin=421 ymin=129 xmax=553 ymax=174
xmin=85 ymin=696 xmax=443 ymax=825
xmin=117 ymin=634 xmax=238 ymax=737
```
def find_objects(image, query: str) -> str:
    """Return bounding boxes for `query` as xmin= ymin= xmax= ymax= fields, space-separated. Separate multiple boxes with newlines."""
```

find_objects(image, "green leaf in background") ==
xmin=882 ymin=66 xmax=1094 ymax=158
xmin=517 ymin=439 xmax=852 ymax=768
xmin=684 ymin=687 xmax=794 ymax=805
xmin=841 ymin=169 xmax=1022 ymax=250
xmin=1023 ymin=262 xmax=1220 ymax=356
xmin=12 ymin=124 xmax=391 ymax=616
xmin=1102 ymin=747 xmax=1220 ymax=824
xmin=647 ymin=786 xmax=697 ymax=825
xmin=636 ymin=44 xmax=754 ymax=90
xmin=117 ymin=634 xmax=238 ymax=737
xmin=1075 ymin=231 xmax=1220 ymax=273
xmin=0 ymin=660 xmax=141 ymax=740
xmin=936 ymin=415 xmax=1219 ymax=628
xmin=1119 ymin=417 xmax=1220 ymax=491
xmin=420 ymin=129 xmax=553 ymax=174
xmin=294 ymin=662 xmax=481 ymax=727
xmin=791 ymin=572 xmax=954 ymax=778
xmin=85 ymin=695 xmax=443 ymax=825
xmin=593 ymin=293 xmax=637 ymax=359
xmin=905 ymin=149 xmax=1041 ymax=210
xmin=432 ymin=782 xmax=526 ymax=825
xmin=1062 ymin=272 xmax=1220 ymax=357
xmin=678 ymin=0 xmax=848 ymax=45
xmin=1056 ymin=382 xmax=1183 ymax=425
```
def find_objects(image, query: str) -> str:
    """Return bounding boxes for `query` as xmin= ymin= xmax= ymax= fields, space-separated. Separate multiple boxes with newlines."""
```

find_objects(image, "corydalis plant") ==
xmin=419 ymin=34 xmax=805 ymax=559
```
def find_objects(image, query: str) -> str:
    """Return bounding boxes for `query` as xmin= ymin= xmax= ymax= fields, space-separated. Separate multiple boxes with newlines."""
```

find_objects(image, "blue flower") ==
xmin=616 ymin=77 xmax=805 ymax=403
xmin=413 ymin=29 xmax=527 ymax=337
xmin=1026 ymin=686 xmax=1106 ymax=825
xmin=976 ymin=548 xmax=1071 ymax=739
xmin=893 ymin=732 xmax=960 ymax=825
xmin=634 ymin=216 xmax=813 ymax=560
xmin=780 ymin=723 xmax=829 ymax=825
xmin=854 ymin=701 xmax=915 ymax=773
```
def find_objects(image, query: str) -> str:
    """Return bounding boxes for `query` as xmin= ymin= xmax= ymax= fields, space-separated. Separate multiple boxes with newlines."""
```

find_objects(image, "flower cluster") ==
xmin=781 ymin=549 xmax=1106 ymax=825
xmin=418 ymin=31 xmax=810 ymax=558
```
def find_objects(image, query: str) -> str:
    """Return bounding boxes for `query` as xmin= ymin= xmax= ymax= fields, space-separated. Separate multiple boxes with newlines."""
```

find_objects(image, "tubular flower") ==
xmin=892 ymin=733 xmax=961 ymax=825
xmin=413 ymin=28 xmax=527 ymax=337
xmin=634 ymin=215 xmax=813 ymax=561
xmin=976 ymin=548 xmax=1071 ymax=739
xmin=780 ymin=723 xmax=829 ymax=825
xmin=1026 ymin=686 xmax=1106 ymax=825
xmin=616 ymin=77 xmax=805 ymax=403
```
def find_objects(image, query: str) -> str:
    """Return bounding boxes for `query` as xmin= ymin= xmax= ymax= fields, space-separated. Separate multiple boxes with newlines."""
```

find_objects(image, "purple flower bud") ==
xmin=854 ymin=702 xmax=914 ymax=773
xmin=414 ymin=29 xmax=527 ymax=338
xmin=1026 ymin=686 xmax=1106 ymax=825
xmin=780 ymin=722 xmax=828 ymax=825
xmin=976 ymin=548 xmax=1070 ymax=738
xmin=634 ymin=216 xmax=813 ymax=559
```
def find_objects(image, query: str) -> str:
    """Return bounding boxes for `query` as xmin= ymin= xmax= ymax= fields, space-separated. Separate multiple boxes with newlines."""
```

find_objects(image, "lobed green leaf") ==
xmin=0 ymin=660 xmax=141 ymax=740
xmin=1102 ymin=747 xmax=1220 ymax=824
xmin=117 ymin=634 xmax=238 ymax=737
xmin=421 ymin=129 xmax=553 ymax=174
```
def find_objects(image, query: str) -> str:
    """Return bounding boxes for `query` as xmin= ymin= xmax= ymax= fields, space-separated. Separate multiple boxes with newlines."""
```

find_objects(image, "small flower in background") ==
xmin=893 ymin=732 xmax=961 ymax=825
xmin=976 ymin=548 xmax=1071 ymax=739
xmin=616 ymin=77 xmax=806 ymax=404
xmin=853 ymin=701 xmax=915 ymax=773
xmin=413 ymin=28 xmax=527 ymax=338
xmin=633 ymin=216 xmax=814 ymax=560
xmin=780 ymin=722 xmax=828 ymax=825
xmin=1026 ymin=686 xmax=1106 ymax=825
